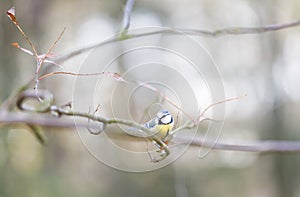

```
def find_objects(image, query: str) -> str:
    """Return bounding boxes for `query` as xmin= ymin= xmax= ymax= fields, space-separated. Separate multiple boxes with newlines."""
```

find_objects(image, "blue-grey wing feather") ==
xmin=127 ymin=118 xmax=157 ymax=137
xmin=144 ymin=118 xmax=157 ymax=129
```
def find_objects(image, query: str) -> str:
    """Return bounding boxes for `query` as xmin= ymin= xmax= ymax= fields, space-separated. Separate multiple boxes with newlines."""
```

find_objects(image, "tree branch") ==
xmin=2 ymin=112 xmax=300 ymax=154
xmin=187 ymin=137 xmax=300 ymax=153
xmin=120 ymin=0 xmax=135 ymax=34
xmin=2 ymin=89 xmax=300 ymax=154
xmin=55 ymin=20 xmax=300 ymax=63
xmin=0 ymin=112 xmax=100 ymax=129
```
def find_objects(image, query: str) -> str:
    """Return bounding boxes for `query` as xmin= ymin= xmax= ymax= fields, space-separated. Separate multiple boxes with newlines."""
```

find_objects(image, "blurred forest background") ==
xmin=1 ymin=0 xmax=300 ymax=196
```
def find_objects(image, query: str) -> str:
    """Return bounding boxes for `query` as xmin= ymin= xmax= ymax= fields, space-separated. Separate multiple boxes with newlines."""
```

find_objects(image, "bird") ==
xmin=126 ymin=110 xmax=174 ymax=144
xmin=143 ymin=110 xmax=174 ymax=144
xmin=126 ymin=110 xmax=174 ymax=160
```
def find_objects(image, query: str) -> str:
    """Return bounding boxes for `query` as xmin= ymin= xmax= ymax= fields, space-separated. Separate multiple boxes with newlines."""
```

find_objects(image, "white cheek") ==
xmin=162 ymin=115 xmax=172 ymax=124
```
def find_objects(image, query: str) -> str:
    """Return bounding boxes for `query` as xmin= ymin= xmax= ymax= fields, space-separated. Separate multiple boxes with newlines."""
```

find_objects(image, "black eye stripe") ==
xmin=157 ymin=113 xmax=169 ymax=119
xmin=158 ymin=115 xmax=172 ymax=125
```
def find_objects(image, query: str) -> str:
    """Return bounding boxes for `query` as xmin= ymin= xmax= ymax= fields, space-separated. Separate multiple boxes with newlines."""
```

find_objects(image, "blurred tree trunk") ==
xmin=0 ymin=1 xmax=19 ymax=100
xmin=257 ymin=1 xmax=299 ymax=196
xmin=0 ymin=0 xmax=50 ymax=100
xmin=0 ymin=1 xmax=50 ymax=196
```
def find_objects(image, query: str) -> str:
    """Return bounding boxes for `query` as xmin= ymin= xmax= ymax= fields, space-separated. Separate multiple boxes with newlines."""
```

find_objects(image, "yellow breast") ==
xmin=154 ymin=123 xmax=174 ymax=140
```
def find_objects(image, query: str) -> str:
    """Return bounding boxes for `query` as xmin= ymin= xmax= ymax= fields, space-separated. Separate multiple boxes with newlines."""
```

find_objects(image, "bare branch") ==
xmin=121 ymin=0 xmax=135 ymax=33
xmin=197 ymin=95 xmax=246 ymax=122
xmin=137 ymin=82 xmax=197 ymax=122
xmin=2 ymin=89 xmax=300 ymax=162
xmin=2 ymin=112 xmax=300 ymax=154
xmin=38 ymin=71 xmax=196 ymax=122
xmin=37 ymin=27 xmax=66 ymax=74
xmin=176 ymin=19 xmax=300 ymax=36
xmin=0 ymin=81 xmax=32 ymax=111
xmin=0 ymin=112 xmax=99 ymax=129
xmin=184 ymin=137 xmax=300 ymax=153
xmin=7 ymin=6 xmax=38 ymax=58
xmin=38 ymin=71 xmax=105 ymax=80
xmin=55 ymin=37 xmax=117 ymax=63
xmin=55 ymin=20 xmax=300 ymax=63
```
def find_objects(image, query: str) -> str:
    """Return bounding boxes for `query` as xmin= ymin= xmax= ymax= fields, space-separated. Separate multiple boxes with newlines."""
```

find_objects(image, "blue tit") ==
xmin=144 ymin=110 xmax=174 ymax=144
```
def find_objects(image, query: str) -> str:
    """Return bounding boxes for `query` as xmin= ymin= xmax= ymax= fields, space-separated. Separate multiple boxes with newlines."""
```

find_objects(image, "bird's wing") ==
xmin=126 ymin=127 xmax=146 ymax=137
xmin=144 ymin=118 xmax=157 ymax=130
xmin=126 ymin=118 xmax=158 ymax=137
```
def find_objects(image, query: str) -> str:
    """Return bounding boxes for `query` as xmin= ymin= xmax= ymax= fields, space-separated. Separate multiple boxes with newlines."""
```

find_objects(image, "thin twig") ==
xmin=197 ymin=95 xmax=246 ymax=122
xmin=7 ymin=7 xmax=66 ymax=101
xmin=0 ymin=112 xmax=100 ymax=129
xmin=13 ymin=89 xmax=152 ymax=134
xmin=51 ymin=105 xmax=153 ymax=133
xmin=37 ymin=27 xmax=66 ymax=74
xmin=38 ymin=71 xmax=105 ymax=80
xmin=87 ymin=104 xmax=105 ymax=135
xmin=121 ymin=0 xmax=135 ymax=33
xmin=6 ymin=7 xmax=38 ymax=58
xmin=169 ymin=121 xmax=193 ymax=136
xmin=55 ymin=20 xmax=300 ymax=63
xmin=137 ymin=82 xmax=197 ymax=122
xmin=34 ymin=28 xmax=66 ymax=99
xmin=0 ymin=81 xmax=33 ymax=111
xmin=38 ymin=71 xmax=196 ymax=123
xmin=183 ymin=137 xmax=300 ymax=153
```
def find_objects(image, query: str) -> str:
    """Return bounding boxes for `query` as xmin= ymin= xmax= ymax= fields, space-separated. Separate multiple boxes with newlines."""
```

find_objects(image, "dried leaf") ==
xmin=7 ymin=6 xmax=38 ymax=58
xmin=7 ymin=6 xmax=17 ymax=24
xmin=11 ymin=42 xmax=34 ymax=56
xmin=11 ymin=42 xmax=20 ymax=48
xmin=27 ymin=124 xmax=47 ymax=145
